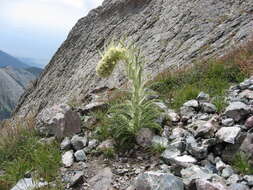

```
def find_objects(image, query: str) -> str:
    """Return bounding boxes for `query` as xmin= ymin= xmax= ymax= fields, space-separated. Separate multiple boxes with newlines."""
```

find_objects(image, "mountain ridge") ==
xmin=14 ymin=0 xmax=253 ymax=117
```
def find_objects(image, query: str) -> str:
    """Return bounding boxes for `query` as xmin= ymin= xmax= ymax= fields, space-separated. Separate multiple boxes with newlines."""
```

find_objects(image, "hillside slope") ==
xmin=0 ymin=50 xmax=29 ymax=68
xmin=15 ymin=0 xmax=253 ymax=116
xmin=0 ymin=67 xmax=37 ymax=120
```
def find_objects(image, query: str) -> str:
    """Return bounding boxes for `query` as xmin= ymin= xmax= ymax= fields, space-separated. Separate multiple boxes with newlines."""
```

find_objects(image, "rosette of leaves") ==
xmin=96 ymin=40 xmax=161 ymax=150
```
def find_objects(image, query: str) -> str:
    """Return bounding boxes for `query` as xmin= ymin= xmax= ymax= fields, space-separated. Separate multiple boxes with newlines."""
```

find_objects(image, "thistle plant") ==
xmin=96 ymin=41 xmax=161 ymax=149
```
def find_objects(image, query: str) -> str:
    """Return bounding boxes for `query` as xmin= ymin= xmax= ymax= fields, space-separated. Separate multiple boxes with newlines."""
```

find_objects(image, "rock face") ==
xmin=14 ymin=0 xmax=253 ymax=116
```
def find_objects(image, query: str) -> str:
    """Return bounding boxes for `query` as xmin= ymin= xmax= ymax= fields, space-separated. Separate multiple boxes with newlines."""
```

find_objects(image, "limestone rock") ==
xmin=135 ymin=171 xmax=184 ymax=190
xmin=224 ymin=102 xmax=250 ymax=122
xmin=216 ymin=127 xmax=241 ymax=144
xmin=62 ymin=150 xmax=74 ymax=168
xmin=36 ymin=104 xmax=81 ymax=138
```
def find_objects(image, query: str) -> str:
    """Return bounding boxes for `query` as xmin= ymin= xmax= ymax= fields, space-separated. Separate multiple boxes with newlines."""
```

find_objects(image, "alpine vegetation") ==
xmin=96 ymin=41 xmax=161 ymax=149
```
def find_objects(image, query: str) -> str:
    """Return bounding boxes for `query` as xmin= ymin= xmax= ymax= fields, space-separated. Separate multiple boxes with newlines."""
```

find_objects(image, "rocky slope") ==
xmin=11 ymin=76 xmax=253 ymax=190
xmin=15 ymin=0 xmax=253 ymax=117
xmin=0 ymin=67 xmax=38 ymax=120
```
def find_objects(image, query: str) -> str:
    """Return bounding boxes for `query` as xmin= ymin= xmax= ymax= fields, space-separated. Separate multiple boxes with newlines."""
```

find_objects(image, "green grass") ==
xmin=232 ymin=152 xmax=253 ymax=175
xmin=0 ymin=119 xmax=61 ymax=190
xmin=149 ymin=59 xmax=247 ymax=111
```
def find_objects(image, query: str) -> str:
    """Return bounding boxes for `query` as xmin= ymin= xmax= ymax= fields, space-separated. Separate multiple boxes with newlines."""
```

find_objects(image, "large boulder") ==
xmin=37 ymin=104 xmax=81 ymax=138
xmin=134 ymin=171 xmax=184 ymax=190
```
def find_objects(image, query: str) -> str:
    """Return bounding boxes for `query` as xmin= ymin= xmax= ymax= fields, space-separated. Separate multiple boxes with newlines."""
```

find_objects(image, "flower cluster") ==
xmin=96 ymin=43 xmax=127 ymax=78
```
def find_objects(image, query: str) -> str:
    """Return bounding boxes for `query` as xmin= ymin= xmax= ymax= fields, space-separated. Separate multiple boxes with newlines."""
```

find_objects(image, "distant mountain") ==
xmin=0 ymin=50 xmax=43 ymax=120
xmin=0 ymin=66 xmax=37 ymax=120
xmin=18 ymin=57 xmax=48 ymax=68
xmin=0 ymin=50 xmax=29 ymax=68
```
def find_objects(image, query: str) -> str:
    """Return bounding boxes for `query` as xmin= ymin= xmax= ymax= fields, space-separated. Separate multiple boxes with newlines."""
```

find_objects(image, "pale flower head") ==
xmin=96 ymin=42 xmax=127 ymax=78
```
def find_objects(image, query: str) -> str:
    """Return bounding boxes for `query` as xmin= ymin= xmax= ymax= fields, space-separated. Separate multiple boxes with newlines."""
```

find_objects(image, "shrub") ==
xmin=95 ymin=41 xmax=161 ymax=150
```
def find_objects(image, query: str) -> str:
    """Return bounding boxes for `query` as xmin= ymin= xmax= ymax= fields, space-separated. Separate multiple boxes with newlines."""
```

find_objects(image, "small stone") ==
xmin=186 ymin=136 xmax=208 ymax=159
xmin=161 ymin=146 xmax=181 ymax=164
xmin=222 ymin=166 xmax=234 ymax=178
xmin=74 ymin=150 xmax=87 ymax=161
xmin=227 ymin=174 xmax=242 ymax=184
xmin=71 ymin=135 xmax=88 ymax=150
xmin=239 ymin=90 xmax=253 ymax=99
xmin=240 ymin=134 xmax=253 ymax=164
xmin=167 ymin=109 xmax=180 ymax=122
xmin=134 ymin=171 xmax=184 ymax=190
xmin=244 ymin=175 xmax=253 ymax=187
xmin=216 ymin=159 xmax=226 ymax=171
xmin=70 ymin=171 xmax=84 ymax=187
xmin=222 ymin=118 xmax=234 ymax=126
xmin=61 ymin=137 xmax=72 ymax=150
xmin=229 ymin=183 xmax=249 ymax=190
xmin=151 ymin=135 xmax=168 ymax=148
xmin=169 ymin=155 xmax=197 ymax=167
xmin=170 ymin=127 xmax=189 ymax=140
xmin=224 ymin=102 xmax=250 ymax=122
xmin=245 ymin=116 xmax=253 ymax=129
xmin=136 ymin=128 xmax=154 ymax=147
xmin=195 ymin=179 xmax=228 ymax=190
xmin=180 ymin=106 xmax=196 ymax=121
xmin=197 ymin=92 xmax=210 ymax=102
xmin=11 ymin=178 xmax=47 ymax=190
xmin=84 ymin=139 xmax=99 ymax=152
xmin=216 ymin=127 xmax=241 ymax=144
xmin=183 ymin=100 xmax=199 ymax=108
xmin=97 ymin=139 xmax=114 ymax=150
xmin=62 ymin=150 xmax=74 ymax=167
xmin=200 ymin=102 xmax=217 ymax=113
xmin=239 ymin=79 xmax=253 ymax=90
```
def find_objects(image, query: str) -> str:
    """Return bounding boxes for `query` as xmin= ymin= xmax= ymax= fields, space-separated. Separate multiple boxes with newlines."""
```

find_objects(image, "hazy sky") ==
xmin=0 ymin=0 xmax=103 ymax=65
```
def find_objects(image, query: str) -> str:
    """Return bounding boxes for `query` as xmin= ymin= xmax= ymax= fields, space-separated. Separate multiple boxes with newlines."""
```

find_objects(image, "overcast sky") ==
xmin=0 ymin=0 xmax=103 ymax=65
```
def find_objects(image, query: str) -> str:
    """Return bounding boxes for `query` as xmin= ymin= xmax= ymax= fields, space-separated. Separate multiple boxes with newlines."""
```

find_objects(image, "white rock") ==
xmin=11 ymin=178 xmax=47 ymax=190
xmin=216 ymin=127 xmax=241 ymax=144
xmin=62 ymin=150 xmax=74 ymax=167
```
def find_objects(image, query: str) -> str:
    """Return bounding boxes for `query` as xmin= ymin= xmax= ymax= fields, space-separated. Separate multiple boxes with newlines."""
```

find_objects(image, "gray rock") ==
xmin=11 ymin=178 xmax=47 ymax=190
xmin=195 ymin=117 xmax=219 ymax=138
xmin=167 ymin=109 xmax=180 ymax=122
xmin=216 ymin=159 xmax=227 ymax=172
xmin=181 ymin=165 xmax=218 ymax=187
xmin=230 ymin=183 xmax=249 ymax=190
xmin=183 ymin=100 xmax=199 ymax=109
xmin=180 ymin=106 xmax=196 ymax=121
xmin=224 ymin=102 xmax=250 ymax=122
xmin=222 ymin=118 xmax=234 ymax=126
xmin=240 ymin=134 xmax=253 ymax=165
xmin=221 ymin=166 xmax=234 ymax=178
xmin=244 ymin=175 xmax=253 ymax=187
xmin=136 ymin=128 xmax=154 ymax=147
xmin=195 ymin=179 xmax=228 ymax=190
xmin=170 ymin=127 xmax=189 ymax=140
xmin=227 ymin=174 xmax=242 ymax=185
xmin=197 ymin=179 xmax=228 ymax=190
xmin=239 ymin=90 xmax=253 ymax=100
xmin=151 ymin=135 xmax=168 ymax=148
xmin=186 ymin=136 xmax=208 ymax=159
xmin=60 ymin=137 xmax=72 ymax=150
xmin=197 ymin=92 xmax=210 ymax=102
xmin=161 ymin=146 xmax=181 ymax=164
xmin=216 ymin=127 xmax=241 ymax=144
xmin=239 ymin=79 xmax=253 ymax=90
xmin=245 ymin=116 xmax=253 ymax=129
xmin=84 ymin=139 xmax=99 ymax=152
xmin=69 ymin=171 xmax=84 ymax=187
xmin=62 ymin=150 xmax=74 ymax=167
xmin=79 ymin=102 xmax=107 ymax=114
xmin=74 ymin=150 xmax=87 ymax=161
xmin=88 ymin=167 xmax=113 ymax=190
xmin=71 ymin=135 xmax=88 ymax=150
xmin=36 ymin=104 xmax=81 ymax=138
xmin=167 ymin=155 xmax=197 ymax=168
xmin=97 ymin=139 xmax=114 ymax=151
xmin=135 ymin=171 xmax=184 ymax=190
xmin=200 ymin=102 xmax=217 ymax=113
